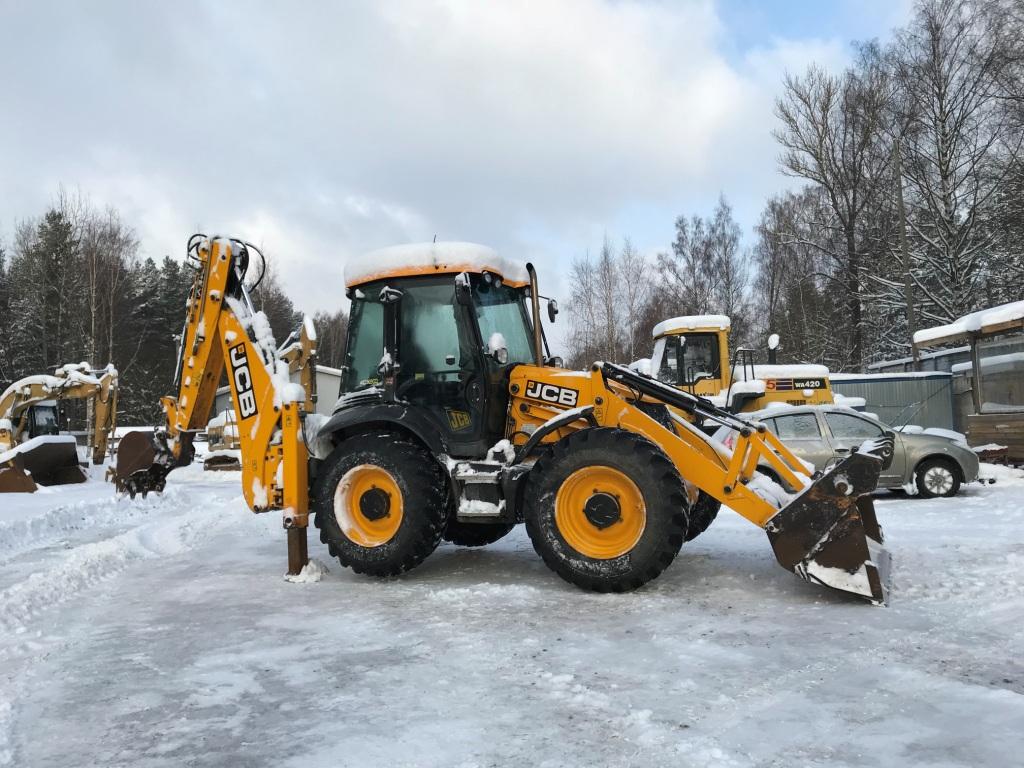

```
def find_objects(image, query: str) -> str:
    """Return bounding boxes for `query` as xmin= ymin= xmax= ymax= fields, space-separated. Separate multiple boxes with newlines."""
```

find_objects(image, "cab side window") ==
xmin=344 ymin=299 xmax=384 ymax=392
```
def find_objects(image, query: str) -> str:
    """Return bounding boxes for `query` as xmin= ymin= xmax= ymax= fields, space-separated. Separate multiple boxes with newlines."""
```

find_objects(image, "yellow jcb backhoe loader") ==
xmin=0 ymin=363 xmax=118 ymax=492
xmin=115 ymin=236 xmax=892 ymax=604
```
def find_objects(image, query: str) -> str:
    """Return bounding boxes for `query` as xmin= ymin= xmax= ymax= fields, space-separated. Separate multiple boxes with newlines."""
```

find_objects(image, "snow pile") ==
xmin=344 ymin=242 xmax=530 ymax=286
xmin=971 ymin=443 xmax=1007 ymax=453
xmin=283 ymin=557 xmax=329 ymax=584
xmin=833 ymin=392 xmax=867 ymax=409
xmin=224 ymin=297 xmax=307 ymax=407
xmin=895 ymin=425 xmax=968 ymax=445
xmin=0 ymin=434 xmax=78 ymax=465
xmin=1 ymin=363 xmax=116 ymax=415
xmin=734 ymin=363 xmax=830 ymax=381
xmin=486 ymin=439 xmax=515 ymax=463
xmin=914 ymin=299 xmax=1024 ymax=345
xmin=628 ymin=358 xmax=652 ymax=376
xmin=652 ymin=315 xmax=730 ymax=337
xmin=458 ymin=498 xmax=506 ymax=516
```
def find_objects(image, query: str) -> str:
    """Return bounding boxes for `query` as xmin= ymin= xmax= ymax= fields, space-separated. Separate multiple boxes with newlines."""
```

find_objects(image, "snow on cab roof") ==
xmin=344 ymin=242 xmax=530 ymax=288
xmin=914 ymin=300 xmax=1024 ymax=346
xmin=652 ymin=315 xmax=731 ymax=338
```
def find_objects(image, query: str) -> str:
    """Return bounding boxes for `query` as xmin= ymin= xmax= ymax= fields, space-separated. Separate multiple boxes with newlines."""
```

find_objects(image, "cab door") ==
xmin=394 ymin=278 xmax=487 ymax=455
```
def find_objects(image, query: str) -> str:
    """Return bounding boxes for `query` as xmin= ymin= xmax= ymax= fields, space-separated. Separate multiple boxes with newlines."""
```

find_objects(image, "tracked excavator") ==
xmin=0 ymin=363 xmax=118 ymax=492
xmin=115 ymin=235 xmax=892 ymax=603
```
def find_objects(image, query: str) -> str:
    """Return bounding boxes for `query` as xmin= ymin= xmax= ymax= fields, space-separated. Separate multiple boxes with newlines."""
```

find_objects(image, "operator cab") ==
xmin=650 ymin=316 xmax=731 ymax=396
xmin=26 ymin=401 xmax=60 ymax=439
xmin=341 ymin=242 xmax=549 ymax=457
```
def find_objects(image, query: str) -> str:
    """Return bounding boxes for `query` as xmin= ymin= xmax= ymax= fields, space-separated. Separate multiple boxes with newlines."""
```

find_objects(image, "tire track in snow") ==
xmin=0 ymin=488 xmax=242 ymax=635
xmin=0 ymin=485 xmax=249 ymax=767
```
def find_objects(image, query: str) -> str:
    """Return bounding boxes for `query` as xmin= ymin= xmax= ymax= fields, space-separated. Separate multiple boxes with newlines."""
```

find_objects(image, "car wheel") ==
xmin=914 ymin=457 xmax=961 ymax=499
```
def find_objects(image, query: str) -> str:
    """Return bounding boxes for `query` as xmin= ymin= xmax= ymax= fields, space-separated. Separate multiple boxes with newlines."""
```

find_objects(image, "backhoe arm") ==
xmin=117 ymin=236 xmax=316 ymax=534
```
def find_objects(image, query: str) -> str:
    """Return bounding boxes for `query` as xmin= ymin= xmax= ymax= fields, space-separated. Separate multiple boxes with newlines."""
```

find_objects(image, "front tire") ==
xmin=523 ymin=428 xmax=689 ymax=592
xmin=312 ymin=431 xmax=448 ymax=576
xmin=915 ymin=457 xmax=961 ymax=498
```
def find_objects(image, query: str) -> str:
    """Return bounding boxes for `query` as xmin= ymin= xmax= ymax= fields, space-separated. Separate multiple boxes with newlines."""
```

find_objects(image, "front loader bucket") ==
xmin=765 ymin=449 xmax=891 ymax=605
xmin=0 ymin=455 xmax=38 ymax=493
xmin=10 ymin=436 xmax=87 ymax=487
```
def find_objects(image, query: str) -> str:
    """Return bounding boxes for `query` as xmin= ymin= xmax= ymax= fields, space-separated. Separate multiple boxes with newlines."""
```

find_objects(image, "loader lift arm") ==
xmin=507 ymin=360 xmax=892 ymax=603
xmin=114 ymin=236 xmax=317 ymax=573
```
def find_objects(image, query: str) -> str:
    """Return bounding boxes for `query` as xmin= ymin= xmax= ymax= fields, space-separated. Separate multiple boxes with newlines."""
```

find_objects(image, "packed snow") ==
xmin=652 ymin=315 xmax=731 ymax=337
xmin=914 ymin=300 xmax=1024 ymax=345
xmin=0 ymin=462 xmax=1022 ymax=766
xmin=344 ymin=242 xmax=530 ymax=287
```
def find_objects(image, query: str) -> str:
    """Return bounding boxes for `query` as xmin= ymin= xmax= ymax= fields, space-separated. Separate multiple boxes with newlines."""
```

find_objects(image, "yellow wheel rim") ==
xmin=334 ymin=464 xmax=404 ymax=547
xmin=554 ymin=466 xmax=646 ymax=559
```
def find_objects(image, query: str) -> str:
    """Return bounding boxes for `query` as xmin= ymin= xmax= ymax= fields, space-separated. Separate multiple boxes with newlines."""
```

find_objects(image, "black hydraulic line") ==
xmin=595 ymin=361 xmax=764 ymax=435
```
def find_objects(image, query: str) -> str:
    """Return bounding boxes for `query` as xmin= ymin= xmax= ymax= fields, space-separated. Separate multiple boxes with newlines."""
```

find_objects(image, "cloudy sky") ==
xmin=0 ymin=0 xmax=911 ymax=331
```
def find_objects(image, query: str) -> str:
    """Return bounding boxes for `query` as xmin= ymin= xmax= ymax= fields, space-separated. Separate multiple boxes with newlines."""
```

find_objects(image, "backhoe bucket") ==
xmin=765 ymin=449 xmax=891 ymax=605
xmin=0 ymin=454 xmax=38 ymax=493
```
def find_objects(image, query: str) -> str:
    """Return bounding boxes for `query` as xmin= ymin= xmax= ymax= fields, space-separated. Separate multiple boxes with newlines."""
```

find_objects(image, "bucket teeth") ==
xmin=765 ymin=450 xmax=891 ymax=605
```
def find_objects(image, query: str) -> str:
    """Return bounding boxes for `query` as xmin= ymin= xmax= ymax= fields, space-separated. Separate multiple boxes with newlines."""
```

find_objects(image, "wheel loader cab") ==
xmin=653 ymin=331 xmax=725 ymax=394
xmin=342 ymin=260 xmax=538 ymax=457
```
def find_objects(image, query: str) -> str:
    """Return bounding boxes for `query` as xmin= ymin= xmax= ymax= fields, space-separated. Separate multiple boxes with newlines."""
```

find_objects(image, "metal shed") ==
xmin=830 ymin=372 xmax=955 ymax=430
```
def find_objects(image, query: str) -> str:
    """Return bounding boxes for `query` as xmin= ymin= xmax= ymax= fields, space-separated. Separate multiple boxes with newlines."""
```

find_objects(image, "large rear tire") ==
xmin=523 ymin=428 xmax=689 ymax=592
xmin=443 ymin=520 xmax=516 ymax=547
xmin=312 ymin=431 xmax=448 ymax=576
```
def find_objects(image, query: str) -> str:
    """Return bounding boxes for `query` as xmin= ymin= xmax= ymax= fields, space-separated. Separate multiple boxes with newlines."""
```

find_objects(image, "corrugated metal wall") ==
xmin=832 ymin=374 xmax=955 ymax=430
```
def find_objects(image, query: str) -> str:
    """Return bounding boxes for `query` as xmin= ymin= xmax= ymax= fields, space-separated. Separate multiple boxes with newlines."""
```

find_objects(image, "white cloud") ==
xmin=0 ymin=0 xmax=891 ymax=330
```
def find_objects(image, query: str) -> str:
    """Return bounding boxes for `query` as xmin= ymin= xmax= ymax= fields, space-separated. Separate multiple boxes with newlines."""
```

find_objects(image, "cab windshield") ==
xmin=654 ymin=333 xmax=721 ymax=387
xmin=472 ymin=279 xmax=536 ymax=366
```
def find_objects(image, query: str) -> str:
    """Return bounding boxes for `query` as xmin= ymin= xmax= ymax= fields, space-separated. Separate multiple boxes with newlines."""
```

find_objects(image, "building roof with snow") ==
xmin=914 ymin=300 xmax=1024 ymax=346
xmin=344 ymin=242 xmax=530 ymax=288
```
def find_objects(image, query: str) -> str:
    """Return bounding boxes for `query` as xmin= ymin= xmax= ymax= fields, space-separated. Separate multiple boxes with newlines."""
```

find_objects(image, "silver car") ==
xmin=714 ymin=406 xmax=983 ymax=498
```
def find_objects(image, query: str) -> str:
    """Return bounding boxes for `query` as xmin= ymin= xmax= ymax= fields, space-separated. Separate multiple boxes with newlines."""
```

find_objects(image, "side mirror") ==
xmin=379 ymin=286 xmax=403 ymax=304
xmin=455 ymin=272 xmax=472 ymax=306
xmin=547 ymin=298 xmax=559 ymax=324
xmin=487 ymin=332 xmax=509 ymax=365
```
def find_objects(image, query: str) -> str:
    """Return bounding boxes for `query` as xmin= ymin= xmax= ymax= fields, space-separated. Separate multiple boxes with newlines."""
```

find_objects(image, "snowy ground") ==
xmin=1 ymin=463 xmax=1022 ymax=767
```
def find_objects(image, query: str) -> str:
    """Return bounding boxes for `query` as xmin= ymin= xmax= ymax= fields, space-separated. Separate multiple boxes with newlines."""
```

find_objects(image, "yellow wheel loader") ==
xmin=650 ymin=316 xmax=835 ymax=413
xmin=0 ymin=363 xmax=118 ymax=492
xmin=115 ymin=236 xmax=892 ymax=603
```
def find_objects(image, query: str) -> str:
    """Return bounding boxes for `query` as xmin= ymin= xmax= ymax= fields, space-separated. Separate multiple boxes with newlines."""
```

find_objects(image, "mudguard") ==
xmin=318 ymin=400 xmax=449 ymax=456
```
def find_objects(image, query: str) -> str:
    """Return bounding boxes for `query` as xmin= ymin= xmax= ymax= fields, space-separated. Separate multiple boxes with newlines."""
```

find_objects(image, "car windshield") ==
xmin=472 ymin=280 xmax=536 ymax=365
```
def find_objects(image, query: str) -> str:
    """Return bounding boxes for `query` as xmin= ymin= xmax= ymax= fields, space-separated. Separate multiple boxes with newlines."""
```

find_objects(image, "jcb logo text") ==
xmin=524 ymin=380 xmax=578 ymax=407
xmin=229 ymin=344 xmax=258 ymax=419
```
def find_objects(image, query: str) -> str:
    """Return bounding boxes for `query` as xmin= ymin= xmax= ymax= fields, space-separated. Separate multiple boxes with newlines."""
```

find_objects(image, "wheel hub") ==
xmin=359 ymin=487 xmax=391 ymax=521
xmin=583 ymin=492 xmax=621 ymax=529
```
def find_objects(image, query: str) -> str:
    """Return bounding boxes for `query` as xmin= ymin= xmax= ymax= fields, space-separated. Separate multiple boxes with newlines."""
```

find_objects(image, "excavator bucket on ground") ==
xmin=0 ymin=454 xmax=38 ymax=493
xmin=0 ymin=436 xmax=86 ymax=492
